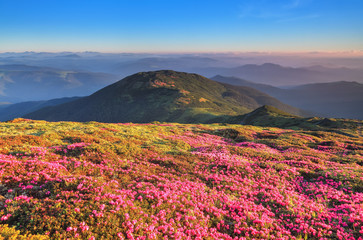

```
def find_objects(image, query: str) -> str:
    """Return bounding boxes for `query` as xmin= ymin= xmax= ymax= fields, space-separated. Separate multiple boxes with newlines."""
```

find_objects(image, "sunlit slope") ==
xmin=25 ymin=70 xmax=303 ymax=123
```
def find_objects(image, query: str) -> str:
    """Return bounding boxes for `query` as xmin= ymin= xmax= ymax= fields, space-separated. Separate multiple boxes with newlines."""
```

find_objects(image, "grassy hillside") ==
xmin=0 ymin=119 xmax=362 ymax=239
xmin=25 ymin=70 xmax=303 ymax=123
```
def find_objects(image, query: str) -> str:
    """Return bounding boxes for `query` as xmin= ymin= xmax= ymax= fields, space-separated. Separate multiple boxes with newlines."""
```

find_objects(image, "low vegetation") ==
xmin=0 ymin=118 xmax=362 ymax=239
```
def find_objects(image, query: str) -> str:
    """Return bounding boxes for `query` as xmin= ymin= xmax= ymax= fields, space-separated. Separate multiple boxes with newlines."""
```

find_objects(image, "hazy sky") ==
xmin=1 ymin=0 xmax=362 ymax=53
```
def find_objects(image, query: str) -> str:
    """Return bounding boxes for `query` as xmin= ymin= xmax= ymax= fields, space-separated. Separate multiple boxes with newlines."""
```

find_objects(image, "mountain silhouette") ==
xmin=0 ymin=64 xmax=118 ymax=102
xmin=24 ymin=70 xmax=305 ymax=123
xmin=0 ymin=97 xmax=81 ymax=121
xmin=212 ymin=75 xmax=363 ymax=119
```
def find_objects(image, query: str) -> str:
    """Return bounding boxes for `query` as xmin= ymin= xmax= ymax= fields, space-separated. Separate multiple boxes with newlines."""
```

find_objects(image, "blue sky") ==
xmin=0 ymin=0 xmax=362 ymax=53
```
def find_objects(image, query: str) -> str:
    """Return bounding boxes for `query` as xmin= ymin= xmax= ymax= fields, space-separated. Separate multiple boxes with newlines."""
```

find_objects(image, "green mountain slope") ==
xmin=231 ymin=105 xmax=362 ymax=137
xmin=239 ymin=105 xmax=303 ymax=126
xmin=25 ymin=70 xmax=304 ymax=123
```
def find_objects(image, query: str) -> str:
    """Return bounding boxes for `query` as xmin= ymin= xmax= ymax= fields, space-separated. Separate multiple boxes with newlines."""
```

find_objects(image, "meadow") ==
xmin=0 ymin=118 xmax=362 ymax=239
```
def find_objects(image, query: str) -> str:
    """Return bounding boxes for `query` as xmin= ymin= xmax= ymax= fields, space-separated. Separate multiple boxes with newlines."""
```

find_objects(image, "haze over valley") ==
xmin=0 ymin=51 xmax=362 ymax=120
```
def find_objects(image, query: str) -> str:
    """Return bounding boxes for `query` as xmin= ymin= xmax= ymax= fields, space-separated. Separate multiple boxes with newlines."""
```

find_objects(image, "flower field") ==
xmin=0 ymin=119 xmax=362 ymax=239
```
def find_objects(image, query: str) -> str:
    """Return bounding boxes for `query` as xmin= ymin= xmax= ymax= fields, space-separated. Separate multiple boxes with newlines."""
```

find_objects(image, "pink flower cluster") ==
xmin=0 ymin=122 xmax=362 ymax=239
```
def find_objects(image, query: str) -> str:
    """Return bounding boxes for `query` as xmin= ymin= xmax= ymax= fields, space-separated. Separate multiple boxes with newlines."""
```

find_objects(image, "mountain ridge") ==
xmin=24 ymin=70 xmax=305 ymax=123
xmin=212 ymin=75 xmax=363 ymax=119
xmin=0 ymin=97 xmax=81 ymax=121
xmin=0 ymin=64 xmax=119 ymax=102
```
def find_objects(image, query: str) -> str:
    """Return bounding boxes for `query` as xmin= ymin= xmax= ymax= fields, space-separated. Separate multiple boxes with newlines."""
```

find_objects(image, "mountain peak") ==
xmin=123 ymin=70 xmax=211 ymax=84
xmin=111 ymin=70 xmax=222 ymax=100
xmin=25 ymin=71 xmax=302 ymax=123
xmin=118 ymin=70 xmax=202 ymax=85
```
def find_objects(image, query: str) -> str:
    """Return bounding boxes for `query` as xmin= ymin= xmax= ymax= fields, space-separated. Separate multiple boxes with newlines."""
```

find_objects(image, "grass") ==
xmin=0 ymin=118 xmax=362 ymax=239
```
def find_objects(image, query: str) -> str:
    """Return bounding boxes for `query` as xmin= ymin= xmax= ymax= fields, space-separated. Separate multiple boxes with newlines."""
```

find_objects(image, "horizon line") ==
xmin=1 ymin=50 xmax=363 ymax=55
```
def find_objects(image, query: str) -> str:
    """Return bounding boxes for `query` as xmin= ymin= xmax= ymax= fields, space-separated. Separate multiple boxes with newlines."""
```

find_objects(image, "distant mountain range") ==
xmin=0 ymin=97 xmax=81 ymax=121
xmin=0 ymin=64 xmax=119 ymax=102
xmin=112 ymin=57 xmax=222 ymax=76
xmin=108 ymin=60 xmax=363 ymax=86
xmin=24 ymin=70 xmax=305 ymax=123
xmin=203 ymin=63 xmax=363 ymax=86
xmin=212 ymin=75 xmax=363 ymax=120
xmin=2 ymin=52 xmax=362 ymax=85
xmin=1 ymin=57 xmax=362 ymax=120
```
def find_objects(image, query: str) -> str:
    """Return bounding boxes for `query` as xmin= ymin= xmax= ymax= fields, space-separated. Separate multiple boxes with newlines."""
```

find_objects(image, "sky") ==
xmin=0 ymin=0 xmax=362 ymax=53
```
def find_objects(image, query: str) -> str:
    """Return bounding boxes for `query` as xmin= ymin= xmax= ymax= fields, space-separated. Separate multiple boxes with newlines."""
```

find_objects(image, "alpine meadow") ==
xmin=0 ymin=0 xmax=362 ymax=239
